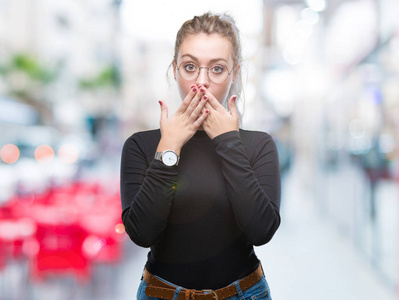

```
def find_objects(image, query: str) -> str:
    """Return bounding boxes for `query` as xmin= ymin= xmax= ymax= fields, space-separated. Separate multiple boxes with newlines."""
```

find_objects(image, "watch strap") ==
xmin=154 ymin=151 xmax=163 ymax=161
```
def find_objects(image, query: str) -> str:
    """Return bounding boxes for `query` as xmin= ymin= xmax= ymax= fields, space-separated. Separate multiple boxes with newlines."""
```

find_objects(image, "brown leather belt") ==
xmin=144 ymin=264 xmax=264 ymax=300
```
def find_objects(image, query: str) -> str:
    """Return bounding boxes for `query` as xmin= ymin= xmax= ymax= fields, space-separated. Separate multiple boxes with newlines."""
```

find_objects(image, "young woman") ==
xmin=120 ymin=13 xmax=281 ymax=300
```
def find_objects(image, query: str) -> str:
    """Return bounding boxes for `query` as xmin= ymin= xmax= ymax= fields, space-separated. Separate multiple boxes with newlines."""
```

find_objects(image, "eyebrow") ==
xmin=181 ymin=54 xmax=228 ymax=64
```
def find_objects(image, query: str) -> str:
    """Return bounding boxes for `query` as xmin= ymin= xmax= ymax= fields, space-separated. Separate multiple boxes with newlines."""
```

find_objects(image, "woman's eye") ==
xmin=211 ymin=65 xmax=224 ymax=74
xmin=184 ymin=64 xmax=197 ymax=72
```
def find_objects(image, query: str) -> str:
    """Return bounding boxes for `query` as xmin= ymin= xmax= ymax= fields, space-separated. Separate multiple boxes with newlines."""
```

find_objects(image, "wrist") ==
xmin=157 ymin=138 xmax=181 ymax=156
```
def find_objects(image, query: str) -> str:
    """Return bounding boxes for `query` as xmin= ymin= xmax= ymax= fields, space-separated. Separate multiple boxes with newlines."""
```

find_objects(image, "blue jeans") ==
xmin=137 ymin=271 xmax=272 ymax=300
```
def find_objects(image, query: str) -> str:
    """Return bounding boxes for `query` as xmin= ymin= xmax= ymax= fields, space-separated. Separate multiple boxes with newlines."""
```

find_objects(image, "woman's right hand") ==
xmin=157 ymin=85 xmax=209 ymax=155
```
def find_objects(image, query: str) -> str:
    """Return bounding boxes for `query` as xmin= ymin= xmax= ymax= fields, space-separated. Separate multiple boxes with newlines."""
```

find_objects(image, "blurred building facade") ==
xmin=0 ymin=0 xmax=123 ymax=209
xmin=261 ymin=0 xmax=399 ymax=292
xmin=0 ymin=0 xmax=122 ymax=131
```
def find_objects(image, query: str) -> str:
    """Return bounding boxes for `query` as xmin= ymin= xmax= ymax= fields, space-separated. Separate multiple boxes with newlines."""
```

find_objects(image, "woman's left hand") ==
xmin=202 ymin=91 xmax=239 ymax=139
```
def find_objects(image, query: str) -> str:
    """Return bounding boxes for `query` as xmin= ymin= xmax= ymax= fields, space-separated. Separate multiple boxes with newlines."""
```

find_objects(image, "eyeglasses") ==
xmin=177 ymin=61 xmax=234 ymax=83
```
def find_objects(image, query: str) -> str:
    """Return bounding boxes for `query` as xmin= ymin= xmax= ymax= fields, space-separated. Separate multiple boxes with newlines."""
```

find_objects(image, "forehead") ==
xmin=178 ymin=33 xmax=233 ymax=63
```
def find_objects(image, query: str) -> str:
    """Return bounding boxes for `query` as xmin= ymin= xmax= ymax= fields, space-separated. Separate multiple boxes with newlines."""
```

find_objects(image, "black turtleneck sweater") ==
xmin=120 ymin=129 xmax=281 ymax=290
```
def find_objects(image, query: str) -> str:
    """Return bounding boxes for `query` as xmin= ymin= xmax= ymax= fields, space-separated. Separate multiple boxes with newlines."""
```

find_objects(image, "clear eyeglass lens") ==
xmin=178 ymin=62 xmax=230 ymax=83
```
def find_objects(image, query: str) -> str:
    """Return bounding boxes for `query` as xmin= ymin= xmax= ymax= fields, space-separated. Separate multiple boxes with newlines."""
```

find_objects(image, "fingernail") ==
xmin=232 ymin=96 xmax=237 ymax=101
xmin=205 ymin=109 xmax=210 ymax=114
xmin=200 ymin=88 xmax=205 ymax=93
xmin=203 ymin=95 xmax=208 ymax=100
xmin=192 ymin=87 xmax=197 ymax=92
xmin=191 ymin=84 xmax=196 ymax=88
xmin=158 ymin=100 xmax=163 ymax=106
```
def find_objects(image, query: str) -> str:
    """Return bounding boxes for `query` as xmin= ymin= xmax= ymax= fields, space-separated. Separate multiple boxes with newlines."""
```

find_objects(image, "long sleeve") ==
xmin=213 ymin=130 xmax=281 ymax=246
xmin=120 ymin=131 xmax=178 ymax=248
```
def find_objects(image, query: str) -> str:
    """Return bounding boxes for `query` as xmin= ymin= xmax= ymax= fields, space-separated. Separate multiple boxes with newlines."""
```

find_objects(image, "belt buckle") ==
xmin=202 ymin=290 xmax=218 ymax=300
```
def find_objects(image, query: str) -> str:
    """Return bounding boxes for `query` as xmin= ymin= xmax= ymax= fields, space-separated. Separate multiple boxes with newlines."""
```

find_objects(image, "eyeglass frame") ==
xmin=176 ymin=61 xmax=235 ymax=83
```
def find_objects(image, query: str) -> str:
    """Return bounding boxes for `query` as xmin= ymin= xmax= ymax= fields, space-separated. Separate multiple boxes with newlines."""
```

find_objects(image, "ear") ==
xmin=233 ymin=64 xmax=240 ymax=82
xmin=172 ymin=60 xmax=177 ymax=80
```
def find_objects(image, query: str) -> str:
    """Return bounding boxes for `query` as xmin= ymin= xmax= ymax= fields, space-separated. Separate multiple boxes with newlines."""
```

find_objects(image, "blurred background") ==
xmin=0 ymin=0 xmax=398 ymax=299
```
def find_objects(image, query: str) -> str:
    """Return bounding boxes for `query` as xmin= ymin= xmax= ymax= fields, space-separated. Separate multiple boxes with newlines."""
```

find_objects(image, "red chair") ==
xmin=2 ymin=178 xmax=124 ymax=286
xmin=29 ymin=206 xmax=90 ymax=283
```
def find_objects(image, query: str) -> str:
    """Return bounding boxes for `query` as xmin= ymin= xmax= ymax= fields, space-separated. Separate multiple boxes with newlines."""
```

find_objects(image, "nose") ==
xmin=195 ymin=67 xmax=210 ymax=88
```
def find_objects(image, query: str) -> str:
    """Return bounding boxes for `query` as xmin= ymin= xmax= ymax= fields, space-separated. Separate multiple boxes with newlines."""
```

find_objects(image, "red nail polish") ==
xmin=158 ymin=100 xmax=163 ymax=106
xmin=232 ymin=96 xmax=237 ymax=101
xmin=205 ymin=109 xmax=210 ymax=114
xmin=192 ymin=87 xmax=197 ymax=92
xmin=203 ymin=95 xmax=208 ymax=100
xmin=200 ymin=88 xmax=205 ymax=92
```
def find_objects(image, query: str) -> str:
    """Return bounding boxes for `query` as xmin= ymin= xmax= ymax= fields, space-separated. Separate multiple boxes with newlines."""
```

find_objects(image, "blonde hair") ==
xmin=171 ymin=12 xmax=244 ymax=114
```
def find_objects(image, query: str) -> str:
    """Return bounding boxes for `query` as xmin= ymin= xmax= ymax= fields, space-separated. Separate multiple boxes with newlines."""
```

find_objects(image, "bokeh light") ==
xmin=82 ymin=235 xmax=106 ymax=258
xmin=115 ymin=223 xmax=125 ymax=234
xmin=58 ymin=144 xmax=79 ymax=164
xmin=34 ymin=145 xmax=54 ymax=164
xmin=0 ymin=144 xmax=20 ymax=164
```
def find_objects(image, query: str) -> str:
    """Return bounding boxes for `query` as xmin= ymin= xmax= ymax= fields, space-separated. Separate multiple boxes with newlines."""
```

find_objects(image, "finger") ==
xmin=189 ymin=94 xmax=208 ymax=121
xmin=193 ymin=108 xmax=210 ymax=127
xmin=159 ymin=100 xmax=168 ymax=121
xmin=185 ymin=85 xmax=205 ymax=115
xmin=177 ymin=85 xmax=198 ymax=114
xmin=228 ymin=95 xmax=238 ymax=118
xmin=203 ymin=91 xmax=224 ymax=111
xmin=204 ymin=101 xmax=213 ymax=111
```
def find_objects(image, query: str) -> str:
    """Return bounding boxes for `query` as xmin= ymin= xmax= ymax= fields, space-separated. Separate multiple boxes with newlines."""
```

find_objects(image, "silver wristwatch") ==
xmin=154 ymin=150 xmax=179 ymax=166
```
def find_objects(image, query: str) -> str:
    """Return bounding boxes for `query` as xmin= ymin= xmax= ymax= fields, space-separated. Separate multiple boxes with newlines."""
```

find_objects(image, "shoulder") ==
xmin=239 ymin=129 xmax=278 ymax=160
xmin=239 ymin=129 xmax=275 ymax=145
xmin=125 ymin=129 xmax=160 ymax=143
xmin=122 ymin=129 xmax=161 ymax=153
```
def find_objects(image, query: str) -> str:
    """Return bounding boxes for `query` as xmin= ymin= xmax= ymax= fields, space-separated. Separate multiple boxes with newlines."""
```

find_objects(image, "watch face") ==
xmin=162 ymin=150 xmax=178 ymax=166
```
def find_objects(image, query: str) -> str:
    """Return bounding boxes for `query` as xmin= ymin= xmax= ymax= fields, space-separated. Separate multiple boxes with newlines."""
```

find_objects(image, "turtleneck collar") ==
xmin=191 ymin=129 xmax=211 ymax=142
